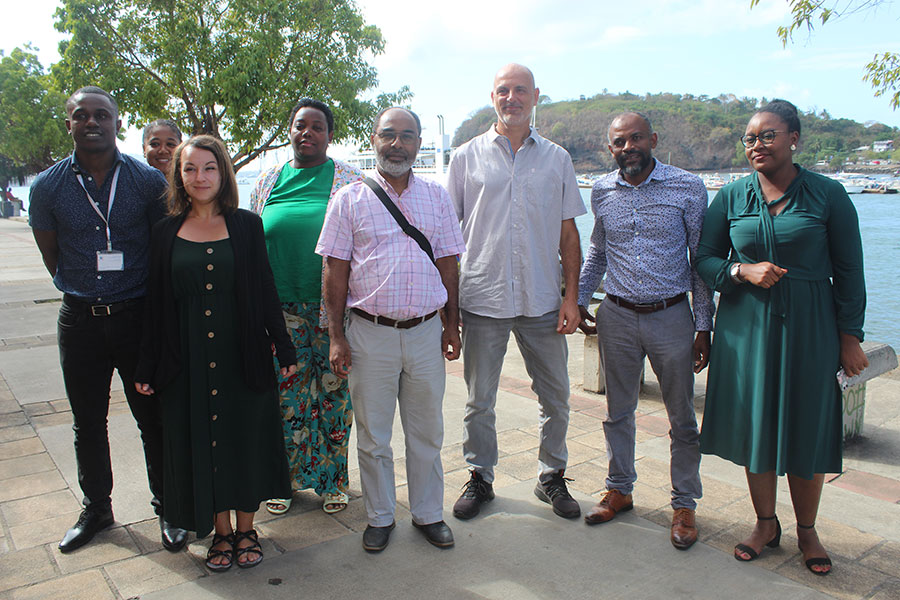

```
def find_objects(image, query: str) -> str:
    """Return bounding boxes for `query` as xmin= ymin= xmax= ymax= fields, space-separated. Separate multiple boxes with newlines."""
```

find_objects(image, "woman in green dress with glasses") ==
xmin=695 ymin=99 xmax=868 ymax=576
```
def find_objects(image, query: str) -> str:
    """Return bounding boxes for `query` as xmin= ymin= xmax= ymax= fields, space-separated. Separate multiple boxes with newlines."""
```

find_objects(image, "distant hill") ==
xmin=452 ymin=93 xmax=900 ymax=173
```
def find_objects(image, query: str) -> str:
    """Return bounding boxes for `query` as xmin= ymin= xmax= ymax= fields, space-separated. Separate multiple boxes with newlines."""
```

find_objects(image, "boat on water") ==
xmin=700 ymin=172 xmax=747 ymax=191
xmin=861 ymin=184 xmax=898 ymax=194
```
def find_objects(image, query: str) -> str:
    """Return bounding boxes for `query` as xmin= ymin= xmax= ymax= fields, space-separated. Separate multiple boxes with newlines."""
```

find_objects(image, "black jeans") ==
xmin=58 ymin=294 xmax=163 ymax=514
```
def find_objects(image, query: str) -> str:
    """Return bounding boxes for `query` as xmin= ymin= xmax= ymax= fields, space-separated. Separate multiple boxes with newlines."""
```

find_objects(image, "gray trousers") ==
xmin=461 ymin=310 xmax=570 ymax=483
xmin=347 ymin=312 xmax=446 ymax=527
xmin=597 ymin=299 xmax=702 ymax=510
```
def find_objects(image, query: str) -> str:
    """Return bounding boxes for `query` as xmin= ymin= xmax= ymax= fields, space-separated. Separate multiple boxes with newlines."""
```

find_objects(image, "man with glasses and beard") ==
xmin=576 ymin=112 xmax=714 ymax=550
xmin=316 ymin=107 xmax=465 ymax=553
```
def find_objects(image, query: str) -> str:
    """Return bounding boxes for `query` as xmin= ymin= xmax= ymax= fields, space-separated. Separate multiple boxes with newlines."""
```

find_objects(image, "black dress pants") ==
xmin=57 ymin=294 xmax=163 ymax=514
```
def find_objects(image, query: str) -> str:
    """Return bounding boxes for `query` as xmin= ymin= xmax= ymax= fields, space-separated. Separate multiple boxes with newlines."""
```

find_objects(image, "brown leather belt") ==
xmin=606 ymin=293 xmax=686 ymax=314
xmin=352 ymin=308 xmax=438 ymax=329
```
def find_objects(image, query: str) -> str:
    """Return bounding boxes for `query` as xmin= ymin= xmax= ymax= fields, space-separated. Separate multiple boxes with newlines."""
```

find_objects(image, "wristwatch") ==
xmin=729 ymin=262 xmax=744 ymax=284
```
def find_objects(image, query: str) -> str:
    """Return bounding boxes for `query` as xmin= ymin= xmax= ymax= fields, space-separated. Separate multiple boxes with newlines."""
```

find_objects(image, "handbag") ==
xmin=363 ymin=177 xmax=436 ymax=265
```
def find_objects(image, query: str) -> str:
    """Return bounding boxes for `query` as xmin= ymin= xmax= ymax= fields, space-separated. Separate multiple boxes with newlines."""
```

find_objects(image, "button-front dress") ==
xmin=159 ymin=237 xmax=290 ymax=536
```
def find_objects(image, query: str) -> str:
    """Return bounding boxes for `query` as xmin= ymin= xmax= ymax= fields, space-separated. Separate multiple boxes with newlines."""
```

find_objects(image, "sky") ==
xmin=2 ymin=0 xmax=899 ymax=159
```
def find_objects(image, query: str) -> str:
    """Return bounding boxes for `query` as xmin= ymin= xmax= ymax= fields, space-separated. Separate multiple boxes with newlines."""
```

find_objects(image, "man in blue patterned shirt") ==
xmin=29 ymin=86 xmax=186 ymax=554
xmin=577 ymin=112 xmax=714 ymax=550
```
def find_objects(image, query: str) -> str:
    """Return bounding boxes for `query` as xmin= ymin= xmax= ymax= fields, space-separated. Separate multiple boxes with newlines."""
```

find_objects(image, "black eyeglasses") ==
xmin=375 ymin=130 xmax=418 ymax=145
xmin=740 ymin=130 xmax=786 ymax=148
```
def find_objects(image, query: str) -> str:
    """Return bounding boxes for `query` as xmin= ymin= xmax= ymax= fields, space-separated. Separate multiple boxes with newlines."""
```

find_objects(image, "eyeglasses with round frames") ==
xmin=740 ymin=130 xmax=786 ymax=148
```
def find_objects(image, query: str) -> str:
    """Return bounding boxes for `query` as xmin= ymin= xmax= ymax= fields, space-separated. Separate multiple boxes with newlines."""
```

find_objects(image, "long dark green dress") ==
xmin=695 ymin=167 xmax=866 ymax=478
xmin=159 ymin=237 xmax=290 ymax=536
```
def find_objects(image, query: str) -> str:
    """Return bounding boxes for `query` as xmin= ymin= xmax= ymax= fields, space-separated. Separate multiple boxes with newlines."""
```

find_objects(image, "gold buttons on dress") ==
xmin=208 ymin=332 xmax=215 ymax=339
xmin=207 ymin=264 xmax=214 ymax=271
xmin=209 ymin=361 xmax=216 ymax=369
xmin=211 ymin=389 xmax=218 ymax=396
xmin=206 ymin=247 xmax=214 ymax=254
xmin=205 ymin=309 xmax=211 ymax=317
xmin=205 ymin=283 xmax=213 ymax=290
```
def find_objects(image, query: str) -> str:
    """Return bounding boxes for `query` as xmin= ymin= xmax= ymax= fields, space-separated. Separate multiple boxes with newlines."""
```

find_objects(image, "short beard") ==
xmin=376 ymin=152 xmax=416 ymax=177
xmin=617 ymin=151 xmax=652 ymax=176
xmin=496 ymin=109 xmax=531 ymax=130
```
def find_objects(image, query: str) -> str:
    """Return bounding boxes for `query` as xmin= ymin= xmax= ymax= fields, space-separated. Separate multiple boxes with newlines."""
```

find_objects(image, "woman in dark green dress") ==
xmin=135 ymin=135 xmax=296 ymax=571
xmin=695 ymin=100 xmax=868 ymax=576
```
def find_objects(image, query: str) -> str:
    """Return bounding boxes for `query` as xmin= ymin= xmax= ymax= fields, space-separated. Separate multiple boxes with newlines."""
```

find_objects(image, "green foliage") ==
xmin=452 ymin=92 xmax=899 ymax=172
xmin=450 ymin=106 xmax=495 ymax=147
xmin=829 ymin=152 xmax=848 ymax=170
xmin=0 ymin=47 xmax=70 ymax=188
xmin=52 ymin=0 xmax=410 ymax=171
xmin=750 ymin=0 xmax=899 ymax=110
xmin=865 ymin=52 xmax=900 ymax=110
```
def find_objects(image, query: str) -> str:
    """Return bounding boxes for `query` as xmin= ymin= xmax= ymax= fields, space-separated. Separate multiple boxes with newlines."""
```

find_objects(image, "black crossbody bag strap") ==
xmin=363 ymin=177 xmax=436 ymax=265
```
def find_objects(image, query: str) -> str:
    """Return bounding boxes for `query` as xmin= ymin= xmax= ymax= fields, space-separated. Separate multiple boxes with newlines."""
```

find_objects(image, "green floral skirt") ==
xmin=275 ymin=302 xmax=352 ymax=495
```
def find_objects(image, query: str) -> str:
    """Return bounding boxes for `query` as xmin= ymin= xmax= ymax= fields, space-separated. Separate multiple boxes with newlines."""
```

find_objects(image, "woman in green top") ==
xmin=695 ymin=100 xmax=868 ymax=576
xmin=250 ymin=98 xmax=364 ymax=515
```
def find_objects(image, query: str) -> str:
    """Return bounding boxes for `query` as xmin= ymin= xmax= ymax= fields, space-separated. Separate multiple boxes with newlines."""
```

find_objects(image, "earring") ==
xmin=790 ymin=144 xmax=797 ymax=151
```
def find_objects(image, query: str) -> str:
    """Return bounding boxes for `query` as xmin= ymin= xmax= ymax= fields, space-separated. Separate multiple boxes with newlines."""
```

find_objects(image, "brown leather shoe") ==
xmin=671 ymin=507 xmax=698 ymax=550
xmin=584 ymin=489 xmax=633 ymax=525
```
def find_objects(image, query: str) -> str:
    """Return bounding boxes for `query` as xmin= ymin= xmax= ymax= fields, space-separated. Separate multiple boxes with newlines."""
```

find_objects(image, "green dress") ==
xmin=695 ymin=167 xmax=865 ymax=478
xmin=159 ymin=237 xmax=290 ymax=536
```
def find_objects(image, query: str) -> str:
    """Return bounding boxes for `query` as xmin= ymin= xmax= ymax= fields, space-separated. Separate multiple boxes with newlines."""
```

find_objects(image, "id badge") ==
xmin=97 ymin=250 xmax=125 ymax=272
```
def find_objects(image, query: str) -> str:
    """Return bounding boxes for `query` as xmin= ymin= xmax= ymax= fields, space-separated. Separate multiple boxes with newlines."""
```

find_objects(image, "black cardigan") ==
xmin=135 ymin=208 xmax=296 ymax=393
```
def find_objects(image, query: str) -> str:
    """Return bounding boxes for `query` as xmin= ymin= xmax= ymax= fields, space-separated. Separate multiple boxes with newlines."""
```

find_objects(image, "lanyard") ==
xmin=76 ymin=165 xmax=121 ymax=251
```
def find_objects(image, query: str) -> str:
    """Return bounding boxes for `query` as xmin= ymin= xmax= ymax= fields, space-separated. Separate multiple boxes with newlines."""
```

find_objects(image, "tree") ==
xmin=751 ymin=0 xmax=899 ymax=109
xmin=52 ymin=0 xmax=410 ymax=171
xmin=0 ymin=47 xmax=71 ymax=191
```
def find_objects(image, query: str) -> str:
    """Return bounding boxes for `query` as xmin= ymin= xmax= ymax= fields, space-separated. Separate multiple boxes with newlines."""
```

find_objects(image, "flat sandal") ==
xmin=234 ymin=528 xmax=263 ymax=569
xmin=205 ymin=532 xmax=235 ymax=572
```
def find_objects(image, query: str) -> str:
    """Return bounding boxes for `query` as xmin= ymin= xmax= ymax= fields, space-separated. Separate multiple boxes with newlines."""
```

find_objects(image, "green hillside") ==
xmin=452 ymin=93 xmax=900 ymax=173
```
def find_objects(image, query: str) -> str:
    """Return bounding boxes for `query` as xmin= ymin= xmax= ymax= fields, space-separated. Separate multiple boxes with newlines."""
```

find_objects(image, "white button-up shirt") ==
xmin=448 ymin=126 xmax=586 ymax=318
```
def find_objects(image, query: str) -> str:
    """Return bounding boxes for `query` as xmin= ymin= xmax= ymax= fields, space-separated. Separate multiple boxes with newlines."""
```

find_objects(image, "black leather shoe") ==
xmin=413 ymin=520 xmax=454 ymax=548
xmin=534 ymin=470 xmax=581 ymax=519
xmin=362 ymin=522 xmax=395 ymax=553
xmin=160 ymin=516 xmax=188 ymax=552
xmin=453 ymin=470 xmax=494 ymax=520
xmin=59 ymin=507 xmax=114 ymax=553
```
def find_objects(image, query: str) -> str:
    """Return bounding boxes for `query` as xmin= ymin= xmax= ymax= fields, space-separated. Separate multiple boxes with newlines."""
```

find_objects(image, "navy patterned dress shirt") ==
xmin=577 ymin=159 xmax=714 ymax=331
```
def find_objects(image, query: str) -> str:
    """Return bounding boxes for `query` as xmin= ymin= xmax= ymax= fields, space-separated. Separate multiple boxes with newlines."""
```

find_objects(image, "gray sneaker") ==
xmin=453 ymin=470 xmax=494 ymax=520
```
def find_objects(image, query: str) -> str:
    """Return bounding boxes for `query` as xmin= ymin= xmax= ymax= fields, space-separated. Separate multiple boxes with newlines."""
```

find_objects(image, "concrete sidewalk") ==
xmin=1 ymin=216 xmax=899 ymax=600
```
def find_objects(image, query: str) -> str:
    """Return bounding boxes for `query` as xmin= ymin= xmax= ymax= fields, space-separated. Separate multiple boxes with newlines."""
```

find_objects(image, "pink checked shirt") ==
xmin=315 ymin=171 xmax=465 ymax=320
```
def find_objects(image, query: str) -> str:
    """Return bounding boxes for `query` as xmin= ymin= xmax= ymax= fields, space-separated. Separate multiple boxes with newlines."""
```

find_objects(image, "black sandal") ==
xmin=734 ymin=515 xmax=781 ymax=561
xmin=234 ymin=528 xmax=263 ymax=569
xmin=205 ymin=532 xmax=235 ymax=572
xmin=797 ymin=522 xmax=832 ymax=576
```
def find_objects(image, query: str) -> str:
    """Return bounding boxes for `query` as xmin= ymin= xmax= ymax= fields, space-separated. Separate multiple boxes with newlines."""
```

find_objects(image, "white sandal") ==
xmin=265 ymin=498 xmax=292 ymax=515
xmin=322 ymin=492 xmax=348 ymax=514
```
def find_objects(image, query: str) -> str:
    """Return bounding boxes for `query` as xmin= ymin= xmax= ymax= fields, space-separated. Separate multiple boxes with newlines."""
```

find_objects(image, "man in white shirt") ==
xmin=447 ymin=64 xmax=586 ymax=520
